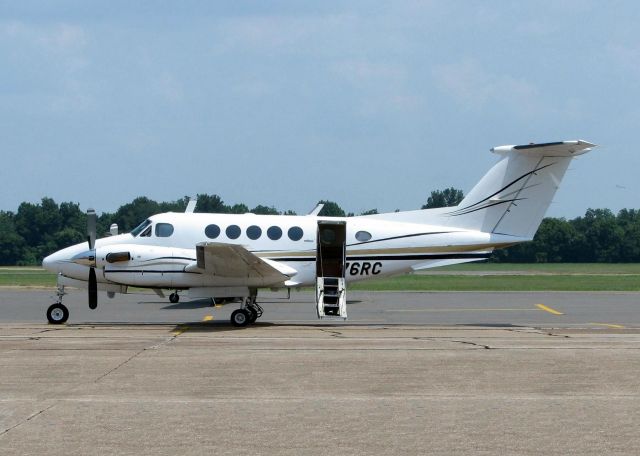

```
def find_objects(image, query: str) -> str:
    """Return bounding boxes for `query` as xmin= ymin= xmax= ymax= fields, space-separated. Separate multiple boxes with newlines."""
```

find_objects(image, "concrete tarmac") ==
xmin=1 ymin=323 xmax=639 ymax=455
xmin=1 ymin=289 xmax=640 ymax=455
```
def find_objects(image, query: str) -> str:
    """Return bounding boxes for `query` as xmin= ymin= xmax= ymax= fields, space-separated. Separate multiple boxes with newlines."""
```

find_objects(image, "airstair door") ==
xmin=316 ymin=221 xmax=347 ymax=320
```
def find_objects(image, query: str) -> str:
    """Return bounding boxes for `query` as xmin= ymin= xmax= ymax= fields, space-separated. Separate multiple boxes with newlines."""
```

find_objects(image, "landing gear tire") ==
xmin=230 ymin=309 xmax=251 ymax=327
xmin=47 ymin=303 xmax=69 ymax=325
xmin=169 ymin=292 xmax=180 ymax=304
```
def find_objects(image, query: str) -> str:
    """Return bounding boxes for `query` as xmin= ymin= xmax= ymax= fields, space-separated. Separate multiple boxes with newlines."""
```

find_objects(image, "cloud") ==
xmin=0 ymin=20 xmax=91 ymax=112
xmin=2 ymin=21 xmax=86 ymax=54
xmin=152 ymin=73 xmax=184 ymax=103
xmin=330 ymin=59 xmax=407 ymax=87
xmin=432 ymin=58 xmax=541 ymax=116
xmin=212 ymin=14 xmax=355 ymax=55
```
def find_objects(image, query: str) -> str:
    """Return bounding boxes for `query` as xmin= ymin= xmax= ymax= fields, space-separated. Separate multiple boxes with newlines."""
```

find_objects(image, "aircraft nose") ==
xmin=42 ymin=251 xmax=64 ymax=273
xmin=42 ymin=253 xmax=55 ymax=272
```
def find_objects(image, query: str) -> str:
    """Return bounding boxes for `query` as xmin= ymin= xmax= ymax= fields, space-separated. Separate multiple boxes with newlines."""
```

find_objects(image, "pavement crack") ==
xmin=94 ymin=348 xmax=146 ymax=383
xmin=319 ymin=329 xmax=344 ymax=338
xmin=0 ymin=403 xmax=55 ymax=438
xmin=450 ymin=339 xmax=492 ymax=349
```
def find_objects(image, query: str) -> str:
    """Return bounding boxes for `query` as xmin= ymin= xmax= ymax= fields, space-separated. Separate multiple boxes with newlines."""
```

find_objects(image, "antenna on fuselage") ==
xmin=185 ymin=197 xmax=197 ymax=213
xmin=308 ymin=203 xmax=324 ymax=216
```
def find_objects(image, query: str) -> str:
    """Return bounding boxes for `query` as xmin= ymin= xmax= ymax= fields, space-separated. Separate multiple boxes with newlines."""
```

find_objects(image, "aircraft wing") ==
xmin=186 ymin=242 xmax=296 ymax=283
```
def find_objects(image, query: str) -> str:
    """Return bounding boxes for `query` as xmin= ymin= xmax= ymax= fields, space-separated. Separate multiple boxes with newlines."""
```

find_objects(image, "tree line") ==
xmin=0 ymin=194 xmax=366 ymax=265
xmin=0 ymin=189 xmax=638 ymax=265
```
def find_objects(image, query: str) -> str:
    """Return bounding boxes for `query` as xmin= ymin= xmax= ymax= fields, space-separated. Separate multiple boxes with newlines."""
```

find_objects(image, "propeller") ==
xmin=87 ymin=209 xmax=98 ymax=310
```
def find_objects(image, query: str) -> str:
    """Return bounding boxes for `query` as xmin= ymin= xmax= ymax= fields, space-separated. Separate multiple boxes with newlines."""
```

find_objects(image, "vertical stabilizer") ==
xmin=443 ymin=140 xmax=596 ymax=239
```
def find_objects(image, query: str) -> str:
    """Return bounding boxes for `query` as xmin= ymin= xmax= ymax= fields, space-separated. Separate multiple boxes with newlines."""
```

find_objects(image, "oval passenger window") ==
xmin=246 ymin=225 xmax=262 ymax=240
xmin=205 ymin=224 xmax=221 ymax=239
xmin=288 ymin=226 xmax=303 ymax=241
xmin=267 ymin=226 xmax=282 ymax=240
xmin=226 ymin=225 xmax=241 ymax=239
xmin=355 ymin=231 xmax=372 ymax=242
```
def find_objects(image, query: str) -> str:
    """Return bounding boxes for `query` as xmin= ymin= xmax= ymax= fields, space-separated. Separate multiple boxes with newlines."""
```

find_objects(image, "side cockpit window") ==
xmin=131 ymin=219 xmax=151 ymax=237
xmin=155 ymin=223 xmax=174 ymax=238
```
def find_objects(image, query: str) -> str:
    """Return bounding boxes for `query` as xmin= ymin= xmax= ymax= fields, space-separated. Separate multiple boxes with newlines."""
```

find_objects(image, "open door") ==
xmin=316 ymin=221 xmax=347 ymax=320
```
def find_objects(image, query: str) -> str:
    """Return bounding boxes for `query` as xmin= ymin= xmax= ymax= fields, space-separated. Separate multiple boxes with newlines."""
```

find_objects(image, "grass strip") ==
xmin=350 ymin=274 xmax=640 ymax=292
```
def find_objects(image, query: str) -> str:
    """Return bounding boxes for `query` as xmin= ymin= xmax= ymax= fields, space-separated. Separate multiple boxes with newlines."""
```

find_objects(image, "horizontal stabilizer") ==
xmin=491 ymin=140 xmax=596 ymax=157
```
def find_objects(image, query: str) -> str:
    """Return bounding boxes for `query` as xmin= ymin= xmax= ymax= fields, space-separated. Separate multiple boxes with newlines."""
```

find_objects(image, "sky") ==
xmin=1 ymin=0 xmax=639 ymax=217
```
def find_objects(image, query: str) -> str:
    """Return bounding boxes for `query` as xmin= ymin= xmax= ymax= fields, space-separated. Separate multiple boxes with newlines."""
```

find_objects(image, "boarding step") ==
xmin=316 ymin=277 xmax=347 ymax=320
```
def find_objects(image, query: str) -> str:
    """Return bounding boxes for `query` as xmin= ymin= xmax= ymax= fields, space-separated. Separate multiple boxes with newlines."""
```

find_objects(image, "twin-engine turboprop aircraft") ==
xmin=42 ymin=140 xmax=595 ymax=326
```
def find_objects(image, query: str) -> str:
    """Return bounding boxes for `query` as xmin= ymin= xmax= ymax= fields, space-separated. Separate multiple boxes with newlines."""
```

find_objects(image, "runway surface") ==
xmin=1 ymin=289 xmax=639 ymax=455
xmin=0 ymin=288 xmax=639 ymax=328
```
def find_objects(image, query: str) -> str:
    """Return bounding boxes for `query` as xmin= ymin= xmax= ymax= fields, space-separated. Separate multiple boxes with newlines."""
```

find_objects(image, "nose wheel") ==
xmin=47 ymin=303 xmax=69 ymax=324
xmin=169 ymin=292 xmax=180 ymax=303
xmin=47 ymin=282 xmax=69 ymax=324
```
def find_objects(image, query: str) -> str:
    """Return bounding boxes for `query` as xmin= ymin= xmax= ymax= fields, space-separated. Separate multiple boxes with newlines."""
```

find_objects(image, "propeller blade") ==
xmin=88 ymin=267 xmax=97 ymax=309
xmin=87 ymin=208 xmax=97 ymax=250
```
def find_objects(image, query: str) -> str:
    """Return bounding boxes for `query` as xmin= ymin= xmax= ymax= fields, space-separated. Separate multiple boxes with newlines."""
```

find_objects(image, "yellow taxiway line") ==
xmin=589 ymin=322 xmax=626 ymax=329
xmin=535 ymin=304 xmax=564 ymax=315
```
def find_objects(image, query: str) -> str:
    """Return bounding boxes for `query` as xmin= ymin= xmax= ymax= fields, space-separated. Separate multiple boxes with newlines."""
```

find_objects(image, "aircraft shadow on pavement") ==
xmin=140 ymin=298 xmax=216 ymax=310
xmin=171 ymin=321 xmax=279 ymax=333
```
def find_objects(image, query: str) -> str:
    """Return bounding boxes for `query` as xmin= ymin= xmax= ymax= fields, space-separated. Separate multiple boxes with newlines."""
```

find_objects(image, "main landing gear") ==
xmin=230 ymin=292 xmax=263 ymax=327
xmin=47 ymin=284 xmax=69 ymax=324
xmin=169 ymin=292 xmax=180 ymax=303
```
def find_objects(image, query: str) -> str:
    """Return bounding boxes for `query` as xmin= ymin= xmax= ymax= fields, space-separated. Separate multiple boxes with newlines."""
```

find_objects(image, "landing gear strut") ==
xmin=47 ymin=282 xmax=69 ymax=324
xmin=229 ymin=290 xmax=262 ymax=327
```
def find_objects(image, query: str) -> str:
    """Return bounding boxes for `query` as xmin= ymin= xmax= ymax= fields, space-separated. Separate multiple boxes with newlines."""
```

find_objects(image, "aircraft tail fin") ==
xmin=442 ymin=140 xmax=596 ymax=239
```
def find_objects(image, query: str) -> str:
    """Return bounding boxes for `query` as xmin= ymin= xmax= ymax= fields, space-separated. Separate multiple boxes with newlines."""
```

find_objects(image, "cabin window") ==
xmin=205 ymin=224 xmax=221 ymax=239
xmin=155 ymin=223 xmax=174 ymax=238
xmin=288 ymin=226 xmax=303 ymax=241
xmin=226 ymin=225 xmax=241 ymax=239
xmin=246 ymin=225 xmax=262 ymax=240
xmin=355 ymin=231 xmax=372 ymax=242
xmin=131 ymin=219 xmax=151 ymax=237
xmin=267 ymin=226 xmax=282 ymax=240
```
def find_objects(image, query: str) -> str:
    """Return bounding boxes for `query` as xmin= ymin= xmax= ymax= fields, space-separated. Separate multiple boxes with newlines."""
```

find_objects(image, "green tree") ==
xmin=0 ymin=211 xmax=25 ymax=265
xmin=195 ymin=194 xmax=227 ymax=213
xmin=317 ymin=200 xmax=346 ymax=217
xmin=251 ymin=205 xmax=280 ymax=215
xmin=570 ymin=209 xmax=623 ymax=262
xmin=228 ymin=203 xmax=249 ymax=214
xmin=113 ymin=197 xmax=162 ymax=232
xmin=617 ymin=209 xmax=640 ymax=262
xmin=360 ymin=209 xmax=378 ymax=215
xmin=421 ymin=187 xmax=464 ymax=209
xmin=160 ymin=196 xmax=190 ymax=213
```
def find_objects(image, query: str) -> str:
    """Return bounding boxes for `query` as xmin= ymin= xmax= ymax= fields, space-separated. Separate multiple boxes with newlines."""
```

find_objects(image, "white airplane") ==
xmin=42 ymin=140 xmax=595 ymax=326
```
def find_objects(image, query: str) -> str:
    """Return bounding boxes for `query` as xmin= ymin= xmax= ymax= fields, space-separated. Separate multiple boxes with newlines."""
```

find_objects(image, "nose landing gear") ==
xmin=169 ymin=292 xmax=180 ymax=303
xmin=47 ymin=283 xmax=69 ymax=324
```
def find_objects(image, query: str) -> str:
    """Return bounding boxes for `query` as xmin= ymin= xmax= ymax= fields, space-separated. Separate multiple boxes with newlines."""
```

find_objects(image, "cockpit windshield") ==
xmin=131 ymin=219 xmax=152 ymax=237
